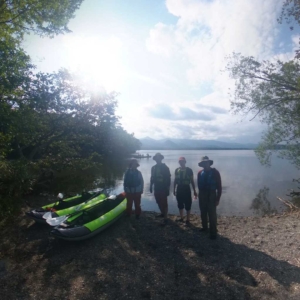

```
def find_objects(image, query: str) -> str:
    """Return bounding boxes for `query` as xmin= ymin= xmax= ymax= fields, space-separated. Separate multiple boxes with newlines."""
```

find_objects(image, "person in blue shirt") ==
xmin=123 ymin=159 xmax=144 ymax=219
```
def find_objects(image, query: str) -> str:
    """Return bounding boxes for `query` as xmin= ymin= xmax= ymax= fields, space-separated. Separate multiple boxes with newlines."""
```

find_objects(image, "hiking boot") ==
xmin=199 ymin=228 xmax=208 ymax=232
xmin=160 ymin=219 xmax=168 ymax=226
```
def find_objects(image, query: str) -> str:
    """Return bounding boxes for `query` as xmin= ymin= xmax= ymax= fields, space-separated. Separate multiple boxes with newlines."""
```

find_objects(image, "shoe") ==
xmin=176 ymin=218 xmax=184 ymax=223
xmin=135 ymin=215 xmax=140 ymax=220
xmin=160 ymin=219 xmax=168 ymax=226
xmin=185 ymin=220 xmax=191 ymax=226
xmin=199 ymin=228 xmax=208 ymax=232
xmin=210 ymin=234 xmax=217 ymax=240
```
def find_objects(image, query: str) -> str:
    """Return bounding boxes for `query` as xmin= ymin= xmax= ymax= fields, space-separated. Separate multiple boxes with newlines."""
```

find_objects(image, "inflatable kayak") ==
xmin=50 ymin=193 xmax=127 ymax=241
xmin=26 ymin=191 xmax=106 ymax=224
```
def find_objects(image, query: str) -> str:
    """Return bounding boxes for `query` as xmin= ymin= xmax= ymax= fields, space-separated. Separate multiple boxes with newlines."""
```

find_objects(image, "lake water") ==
xmin=111 ymin=150 xmax=300 ymax=216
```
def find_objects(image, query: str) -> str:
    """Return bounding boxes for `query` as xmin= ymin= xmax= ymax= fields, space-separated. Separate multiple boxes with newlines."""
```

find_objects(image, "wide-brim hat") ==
xmin=198 ymin=156 xmax=213 ymax=167
xmin=129 ymin=159 xmax=140 ymax=167
xmin=153 ymin=152 xmax=164 ymax=160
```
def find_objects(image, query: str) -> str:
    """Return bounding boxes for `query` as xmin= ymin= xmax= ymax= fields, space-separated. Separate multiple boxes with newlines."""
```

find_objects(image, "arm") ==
xmin=166 ymin=166 xmax=171 ymax=197
xmin=166 ymin=166 xmax=171 ymax=188
xmin=140 ymin=171 xmax=144 ymax=194
xmin=190 ymin=170 xmax=197 ymax=198
xmin=123 ymin=170 xmax=128 ymax=193
xmin=197 ymin=170 xmax=202 ymax=191
xmin=173 ymin=170 xmax=177 ymax=196
xmin=150 ymin=166 xmax=154 ymax=193
xmin=215 ymin=170 xmax=222 ymax=204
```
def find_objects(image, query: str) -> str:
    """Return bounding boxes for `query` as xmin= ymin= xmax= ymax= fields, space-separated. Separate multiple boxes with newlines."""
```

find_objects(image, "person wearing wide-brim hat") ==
xmin=123 ymin=159 xmax=144 ymax=219
xmin=197 ymin=156 xmax=222 ymax=239
xmin=150 ymin=153 xmax=171 ymax=225
xmin=173 ymin=157 xmax=197 ymax=226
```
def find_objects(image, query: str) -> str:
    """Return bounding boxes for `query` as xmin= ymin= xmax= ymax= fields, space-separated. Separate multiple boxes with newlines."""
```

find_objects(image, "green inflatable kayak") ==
xmin=50 ymin=193 xmax=127 ymax=241
xmin=26 ymin=191 xmax=106 ymax=224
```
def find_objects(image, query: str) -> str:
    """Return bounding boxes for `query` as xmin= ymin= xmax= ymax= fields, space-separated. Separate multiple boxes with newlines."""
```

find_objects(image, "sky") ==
xmin=23 ymin=0 xmax=299 ymax=143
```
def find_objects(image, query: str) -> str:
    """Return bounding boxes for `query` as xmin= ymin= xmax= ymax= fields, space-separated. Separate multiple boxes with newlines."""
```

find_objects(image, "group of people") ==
xmin=123 ymin=153 xmax=222 ymax=239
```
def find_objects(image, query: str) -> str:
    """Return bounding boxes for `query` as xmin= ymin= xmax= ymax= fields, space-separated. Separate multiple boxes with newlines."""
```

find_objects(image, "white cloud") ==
xmin=148 ymin=0 xmax=284 ymax=87
xmin=146 ymin=22 xmax=177 ymax=57
xmin=141 ymin=0 xmax=289 ymax=141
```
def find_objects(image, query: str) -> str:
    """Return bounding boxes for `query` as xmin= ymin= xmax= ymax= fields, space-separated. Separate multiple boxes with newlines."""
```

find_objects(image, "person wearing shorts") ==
xmin=173 ymin=157 xmax=197 ymax=225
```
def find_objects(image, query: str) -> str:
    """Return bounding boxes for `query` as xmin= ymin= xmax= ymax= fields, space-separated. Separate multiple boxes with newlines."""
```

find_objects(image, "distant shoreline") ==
xmin=139 ymin=148 xmax=256 ymax=150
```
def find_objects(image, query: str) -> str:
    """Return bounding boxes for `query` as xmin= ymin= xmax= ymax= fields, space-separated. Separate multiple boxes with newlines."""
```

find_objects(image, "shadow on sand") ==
xmin=1 ymin=213 xmax=300 ymax=300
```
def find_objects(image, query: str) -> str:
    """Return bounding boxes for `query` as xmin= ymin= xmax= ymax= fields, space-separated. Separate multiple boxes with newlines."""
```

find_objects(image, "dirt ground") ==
xmin=0 ymin=201 xmax=300 ymax=300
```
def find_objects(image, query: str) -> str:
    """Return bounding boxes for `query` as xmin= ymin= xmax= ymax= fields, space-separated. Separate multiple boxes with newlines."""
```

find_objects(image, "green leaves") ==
xmin=0 ymin=0 xmax=84 ymax=41
xmin=226 ymin=53 xmax=300 ymax=168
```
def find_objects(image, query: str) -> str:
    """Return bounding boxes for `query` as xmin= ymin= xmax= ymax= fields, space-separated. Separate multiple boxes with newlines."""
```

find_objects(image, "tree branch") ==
xmin=243 ymin=72 xmax=300 ymax=92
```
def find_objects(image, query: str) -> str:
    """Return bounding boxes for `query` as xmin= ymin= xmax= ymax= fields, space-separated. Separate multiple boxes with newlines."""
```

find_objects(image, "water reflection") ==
xmin=250 ymin=187 xmax=277 ymax=216
xmin=47 ymin=159 xmax=128 ymax=196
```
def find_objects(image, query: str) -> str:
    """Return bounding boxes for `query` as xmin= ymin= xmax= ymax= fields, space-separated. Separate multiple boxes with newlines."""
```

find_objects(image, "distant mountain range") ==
xmin=139 ymin=137 xmax=258 ymax=150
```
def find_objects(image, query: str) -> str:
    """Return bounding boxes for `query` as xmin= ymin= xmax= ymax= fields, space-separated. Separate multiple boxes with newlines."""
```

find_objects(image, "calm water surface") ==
xmin=111 ymin=150 xmax=299 ymax=216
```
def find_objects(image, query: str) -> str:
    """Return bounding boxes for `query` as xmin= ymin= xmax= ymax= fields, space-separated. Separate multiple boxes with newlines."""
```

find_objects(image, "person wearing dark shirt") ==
xmin=173 ymin=157 xmax=197 ymax=225
xmin=123 ymin=159 xmax=144 ymax=219
xmin=197 ymin=156 xmax=222 ymax=239
xmin=150 ymin=153 xmax=171 ymax=225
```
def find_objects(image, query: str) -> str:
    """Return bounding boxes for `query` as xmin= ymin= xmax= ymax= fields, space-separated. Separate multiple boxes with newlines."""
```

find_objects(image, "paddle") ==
xmin=42 ymin=190 xmax=102 ymax=220
xmin=46 ymin=195 xmax=117 ymax=226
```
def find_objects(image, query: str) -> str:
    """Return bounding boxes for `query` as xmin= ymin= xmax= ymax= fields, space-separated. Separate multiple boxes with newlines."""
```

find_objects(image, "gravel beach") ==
xmin=0 ymin=205 xmax=300 ymax=300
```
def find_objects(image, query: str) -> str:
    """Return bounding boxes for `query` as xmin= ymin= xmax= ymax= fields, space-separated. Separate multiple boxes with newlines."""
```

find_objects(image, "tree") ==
xmin=0 ymin=0 xmax=84 ymax=41
xmin=2 ymin=68 xmax=138 ymax=162
xmin=226 ymin=53 xmax=300 ymax=168
xmin=0 ymin=0 xmax=141 ymax=218
xmin=279 ymin=0 xmax=300 ymax=28
xmin=278 ymin=0 xmax=300 ymax=58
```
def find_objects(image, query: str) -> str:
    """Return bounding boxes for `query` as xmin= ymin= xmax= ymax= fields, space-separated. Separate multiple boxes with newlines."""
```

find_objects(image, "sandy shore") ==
xmin=0 ymin=206 xmax=300 ymax=300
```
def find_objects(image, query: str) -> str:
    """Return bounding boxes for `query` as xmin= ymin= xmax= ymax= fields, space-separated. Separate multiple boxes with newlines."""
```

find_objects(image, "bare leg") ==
xmin=179 ymin=209 xmax=184 ymax=219
xmin=186 ymin=210 xmax=191 ymax=221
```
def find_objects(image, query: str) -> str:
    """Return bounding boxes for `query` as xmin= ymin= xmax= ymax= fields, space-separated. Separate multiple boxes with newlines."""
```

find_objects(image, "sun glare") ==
xmin=63 ymin=36 xmax=125 ymax=93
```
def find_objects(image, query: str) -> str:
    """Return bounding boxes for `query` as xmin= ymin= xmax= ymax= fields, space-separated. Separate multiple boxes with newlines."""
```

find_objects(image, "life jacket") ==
xmin=151 ymin=164 xmax=167 ymax=184
xmin=124 ymin=169 xmax=141 ymax=188
xmin=175 ymin=167 xmax=193 ymax=185
xmin=198 ymin=169 xmax=217 ymax=190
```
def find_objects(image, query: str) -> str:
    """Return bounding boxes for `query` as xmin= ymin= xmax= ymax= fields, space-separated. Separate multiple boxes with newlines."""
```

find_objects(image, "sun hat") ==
xmin=129 ymin=159 xmax=140 ymax=167
xmin=178 ymin=157 xmax=186 ymax=162
xmin=153 ymin=152 xmax=164 ymax=160
xmin=198 ymin=156 xmax=213 ymax=167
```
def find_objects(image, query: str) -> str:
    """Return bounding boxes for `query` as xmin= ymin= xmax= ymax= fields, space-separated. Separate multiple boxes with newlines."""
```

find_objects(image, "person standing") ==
xmin=124 ymin=159 xmax=144 ymax=219
xmin=150 ymin=153 xmax=171 ymax=225
xmin=173 ymin=157 xmax=197 ymax=225
xmin=197 ymin=156 xmax=222 ymax=239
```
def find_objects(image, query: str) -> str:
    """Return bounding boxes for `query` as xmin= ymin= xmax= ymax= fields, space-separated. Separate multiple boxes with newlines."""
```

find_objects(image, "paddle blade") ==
xmin=57 ymin=193 xmax=64 ymax=199
xmin=43 ymin=212 xmax=52 ymax=219
xmin=46 ymin=216 xmax=68 ymax=226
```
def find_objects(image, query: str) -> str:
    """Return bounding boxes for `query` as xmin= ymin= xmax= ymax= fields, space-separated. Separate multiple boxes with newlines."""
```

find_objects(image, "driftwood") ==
xmin=277 ymin=197 xmax=299 ymax=210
